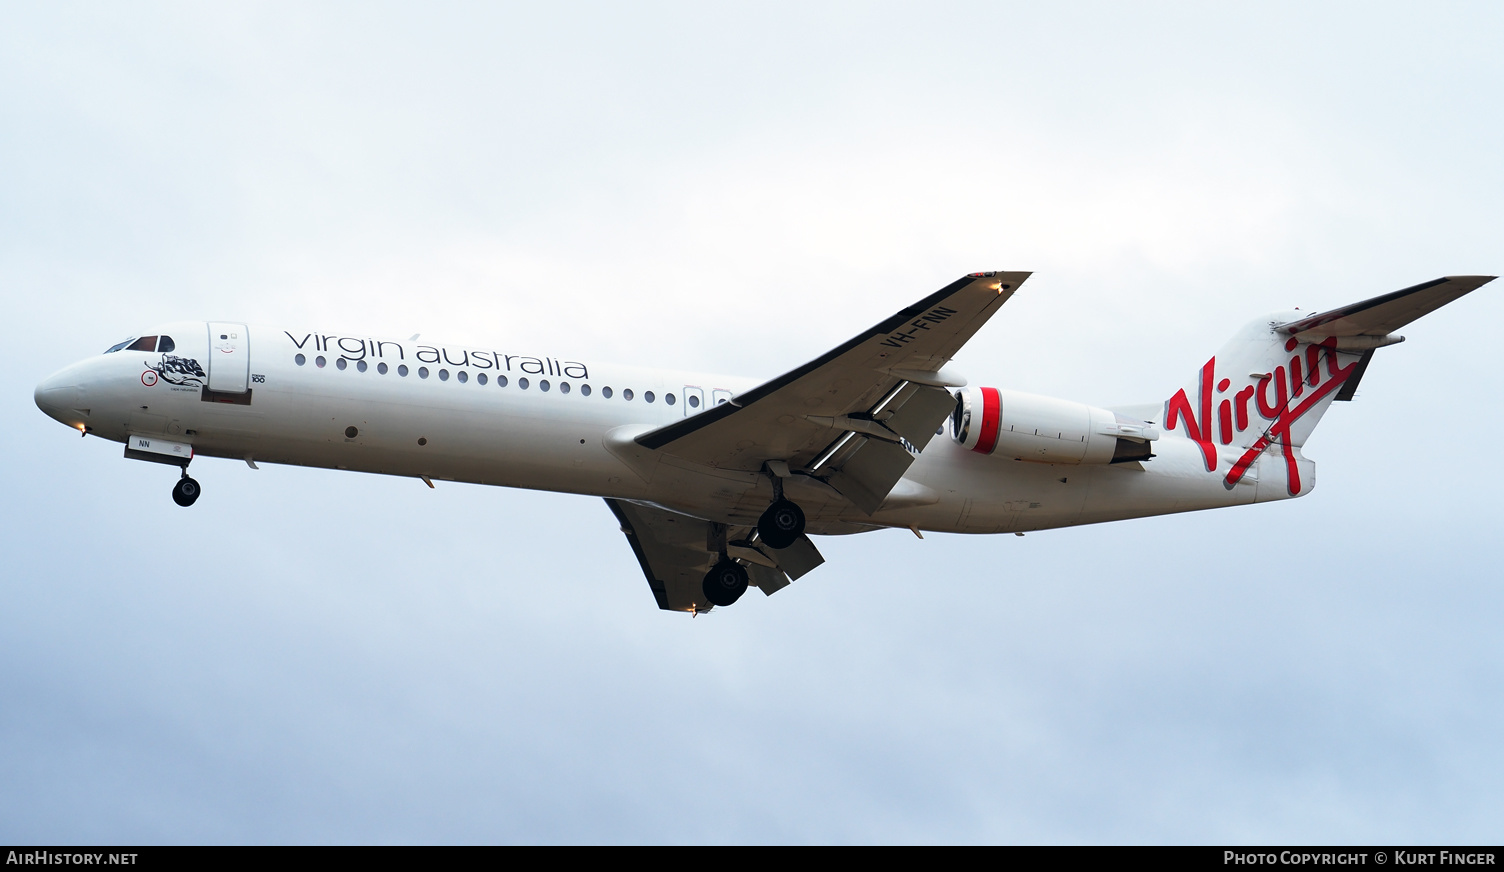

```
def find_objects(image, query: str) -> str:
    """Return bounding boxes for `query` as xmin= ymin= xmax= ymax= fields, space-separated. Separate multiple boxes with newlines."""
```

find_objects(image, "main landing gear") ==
xmin=756 ymin=463 xmax=806 ymax=550
xmin=702 ymin=558 xmax=749 ymax=607
xmin=699 ymin=468 xmax=810 ymax=608
xmin=757 ymin=499 xmax=805 ymax=550
xmin=172 ymin=468 xmax=201 ymax=507
xmin=700 ymin=497 xmax=807 ymax=608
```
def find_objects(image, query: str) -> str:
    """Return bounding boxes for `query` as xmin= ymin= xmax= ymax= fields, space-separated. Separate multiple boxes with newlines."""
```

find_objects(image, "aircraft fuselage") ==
xmin=35 ymin=320 xmax=1290 ymax=539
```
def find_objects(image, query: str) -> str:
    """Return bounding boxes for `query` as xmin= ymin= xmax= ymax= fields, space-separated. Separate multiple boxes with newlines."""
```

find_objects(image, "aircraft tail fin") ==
xmin=1163 ymin=275 xmax=1493 ymax=494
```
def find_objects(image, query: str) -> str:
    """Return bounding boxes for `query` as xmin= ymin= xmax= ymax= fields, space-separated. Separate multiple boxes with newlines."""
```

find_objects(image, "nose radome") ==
xmin=35 ymin=370 xmax=83 ymax=425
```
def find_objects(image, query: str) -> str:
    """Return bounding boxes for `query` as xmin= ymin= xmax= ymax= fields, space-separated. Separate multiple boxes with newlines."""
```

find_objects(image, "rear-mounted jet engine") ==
xmin=951 ymin=387 xmax=1159 ymax=464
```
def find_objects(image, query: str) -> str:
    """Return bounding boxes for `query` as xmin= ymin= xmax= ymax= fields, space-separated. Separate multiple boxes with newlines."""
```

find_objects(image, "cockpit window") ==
xmin=106 ymin=335 xmax=174 ymax=353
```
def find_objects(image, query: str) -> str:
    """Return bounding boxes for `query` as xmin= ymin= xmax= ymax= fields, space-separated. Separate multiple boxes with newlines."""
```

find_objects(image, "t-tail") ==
xmin=1164 ymin=275 xmax=1495 ymax=496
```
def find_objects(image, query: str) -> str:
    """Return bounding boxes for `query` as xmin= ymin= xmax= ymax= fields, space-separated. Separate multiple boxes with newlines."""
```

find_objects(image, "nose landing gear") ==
xmin=172 ymin=469 xmax=201 ymax=507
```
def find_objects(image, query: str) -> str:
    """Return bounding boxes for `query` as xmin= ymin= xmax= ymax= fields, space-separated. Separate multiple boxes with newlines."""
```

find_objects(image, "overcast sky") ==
xmin=3 ymin=2 xmax=1503 ymax=844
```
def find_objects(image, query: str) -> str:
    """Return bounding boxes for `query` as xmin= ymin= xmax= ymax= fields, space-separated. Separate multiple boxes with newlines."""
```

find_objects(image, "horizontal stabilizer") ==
xmin=1277 ymin=275 xmax=1495 ymax=343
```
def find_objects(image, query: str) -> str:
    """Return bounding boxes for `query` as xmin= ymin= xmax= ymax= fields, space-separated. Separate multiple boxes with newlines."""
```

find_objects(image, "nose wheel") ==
xmin=172 ymin=471 xmax=201 ymax=507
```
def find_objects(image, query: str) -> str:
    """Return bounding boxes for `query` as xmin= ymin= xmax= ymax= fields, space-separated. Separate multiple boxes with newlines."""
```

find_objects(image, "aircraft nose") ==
xmin=35 ymin=369 xmax=86 ymax=428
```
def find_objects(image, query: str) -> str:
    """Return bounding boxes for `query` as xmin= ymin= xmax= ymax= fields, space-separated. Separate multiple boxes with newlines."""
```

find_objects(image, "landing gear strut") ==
xmin=702 ymin=558 xmax=749 ymax=607
xmin=758 ymin=462 xmax=805 ymax=550
xmin=172 ymin=469 xmax=201 ymax=507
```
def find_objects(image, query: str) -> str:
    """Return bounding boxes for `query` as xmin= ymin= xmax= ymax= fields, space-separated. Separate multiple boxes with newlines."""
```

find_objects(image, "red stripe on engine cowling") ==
xmin=974 ymin=387 xmax=1001 ymax=454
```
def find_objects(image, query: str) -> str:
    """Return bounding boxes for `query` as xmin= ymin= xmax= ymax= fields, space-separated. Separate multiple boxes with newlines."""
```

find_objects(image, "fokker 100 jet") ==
xmin=34 ymin=272 xmax=1492 ymax=613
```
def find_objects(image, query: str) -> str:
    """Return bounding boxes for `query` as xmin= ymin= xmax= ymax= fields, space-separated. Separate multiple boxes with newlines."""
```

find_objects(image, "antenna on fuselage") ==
xmin=409 ymin=333 xmax=420 ymax=341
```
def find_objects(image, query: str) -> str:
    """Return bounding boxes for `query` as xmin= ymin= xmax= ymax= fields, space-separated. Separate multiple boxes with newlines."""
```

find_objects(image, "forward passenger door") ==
xmin=206 ymin=322 xmax=250 ymax=393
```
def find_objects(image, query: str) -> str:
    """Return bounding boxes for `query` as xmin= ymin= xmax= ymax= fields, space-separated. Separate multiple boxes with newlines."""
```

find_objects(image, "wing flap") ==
xmin=882 ymin=384 xmax=957 ymax=449
xmin=772 ymin=534 xmax=825 ymax=580
xmin=825 ymin=437 xmax=918 ymax=515
xmin=747 ymin=563 xmax=791 ymax=596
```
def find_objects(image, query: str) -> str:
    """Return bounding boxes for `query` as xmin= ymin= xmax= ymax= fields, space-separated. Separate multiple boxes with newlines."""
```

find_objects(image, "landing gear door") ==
xmin=682 ymin=385 xmax=704 ymax=417
xmin=207 ymin=322 xmax=250 ymax=393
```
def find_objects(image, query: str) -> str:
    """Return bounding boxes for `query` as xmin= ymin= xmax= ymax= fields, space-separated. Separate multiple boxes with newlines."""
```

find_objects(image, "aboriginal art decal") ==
xmin=145 ymin=354 xmax=207 ymax=387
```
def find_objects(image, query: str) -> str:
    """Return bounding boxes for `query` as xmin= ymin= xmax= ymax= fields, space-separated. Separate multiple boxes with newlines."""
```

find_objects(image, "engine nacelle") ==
xmin=951 ymin=387 xmax=1159 ymax=465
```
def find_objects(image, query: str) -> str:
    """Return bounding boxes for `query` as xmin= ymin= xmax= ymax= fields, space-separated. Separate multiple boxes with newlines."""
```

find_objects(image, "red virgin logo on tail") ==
xmin=1165 ymin=336 xmax=1358 ymax=495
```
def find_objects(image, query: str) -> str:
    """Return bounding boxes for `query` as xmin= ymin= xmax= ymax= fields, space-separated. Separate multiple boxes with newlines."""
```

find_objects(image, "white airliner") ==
xmin=34 ymin=272 xmax=1492 ymax=613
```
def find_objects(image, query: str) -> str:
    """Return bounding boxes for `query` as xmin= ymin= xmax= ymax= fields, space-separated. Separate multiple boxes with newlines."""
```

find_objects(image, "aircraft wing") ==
xmin=605 ymin=499 xmax=808 ymax=613
xmin=636 ymin=271 xmax=1030 ymax=513
xmin=1278 ymin=275 xmax=1496 ymax=342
